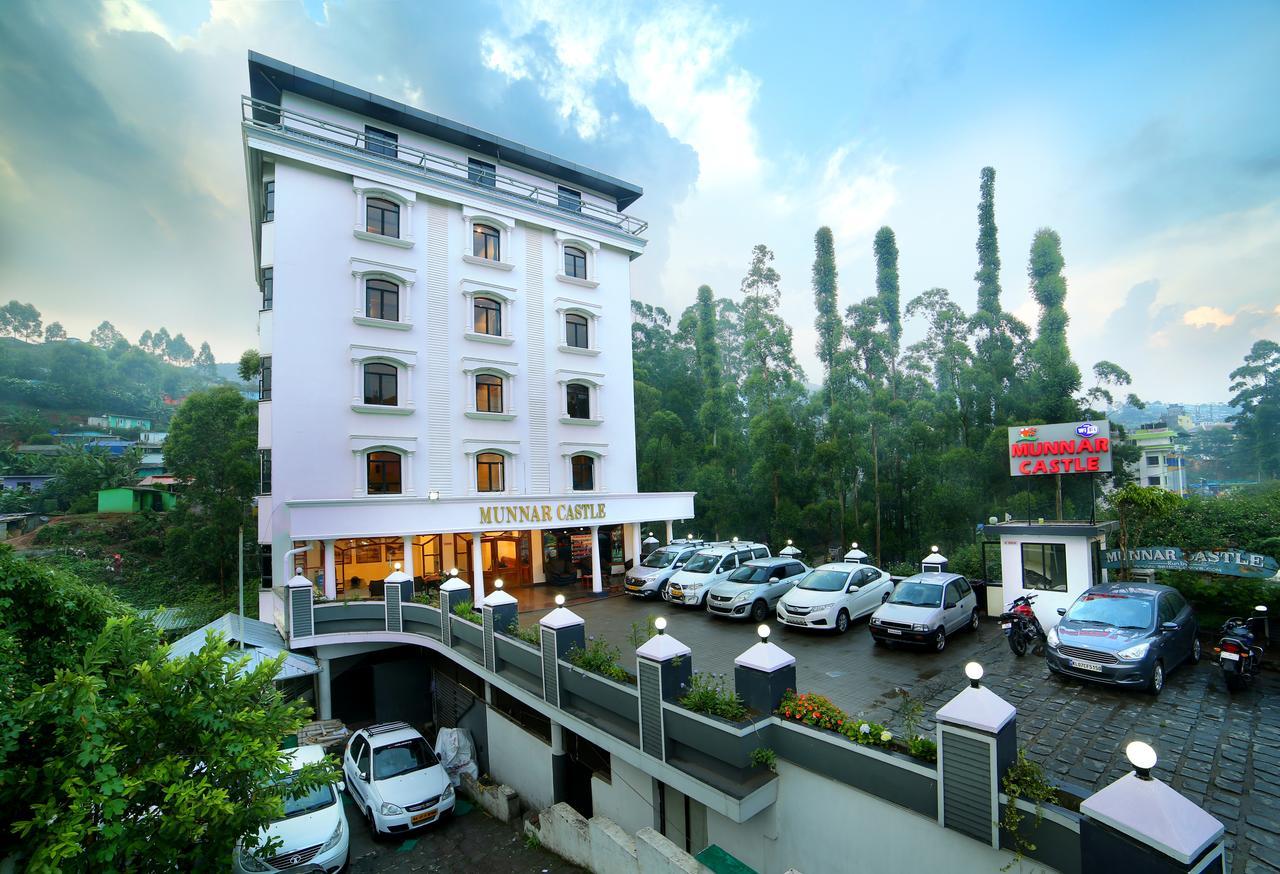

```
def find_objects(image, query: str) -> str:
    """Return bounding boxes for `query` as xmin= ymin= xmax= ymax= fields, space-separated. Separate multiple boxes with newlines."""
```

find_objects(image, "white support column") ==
xmin=590 ymin=524 xmax=603 ymax=593
xmin=665 ymin=520 xmax=674 ymax=543
xmin=322 ymin=539 xmax=337 ymax=600
xmin=402 ymin=536 xmax=415 ymax=577
xmin=628 ymin=523 xmax=641 ymax=569
xmin=471 ymin=531 xmax=485 ymax=602
xmin=317 ymin=657 xmax=333 ymax=720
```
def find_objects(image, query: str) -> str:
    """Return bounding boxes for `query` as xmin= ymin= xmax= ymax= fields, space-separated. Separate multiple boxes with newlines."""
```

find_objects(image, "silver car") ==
xmin=706 ymin=558 xmax=810 ymax=622
xmin=623 ymin=541 xmax=706 ymax=599
xmin=868 ymin=572 xmax=980 ymax=651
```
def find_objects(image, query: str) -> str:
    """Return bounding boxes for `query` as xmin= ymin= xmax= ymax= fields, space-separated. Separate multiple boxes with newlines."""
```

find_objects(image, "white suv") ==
xmin=343 ymin=722 xmax=455 ymax=838
xmin=234 ymin=744 xmax=349 ymax=874
xmin=666 ymin=542 xmax=770 ymax=607
xmin=624 ymin=540 xmax=707 ymax=600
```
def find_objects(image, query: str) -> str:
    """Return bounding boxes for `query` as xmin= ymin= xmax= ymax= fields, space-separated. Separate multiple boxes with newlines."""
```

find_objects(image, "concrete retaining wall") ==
xmin=486 ymin=708 xmax=554 ymax=812
xmin=532 ymin=803 xmax=711 ymax=874
xmin=592 ymin=755 xmax=657 ymax=836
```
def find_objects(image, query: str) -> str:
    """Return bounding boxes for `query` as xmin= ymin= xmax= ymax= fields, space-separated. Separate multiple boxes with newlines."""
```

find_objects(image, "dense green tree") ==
xmin=44 ymin=447 xmax=141 ymax=511
xmin=1228 ymin=339 xmax=1280 ymax=480
xmin=194 ymin=341 xmax=217 ymax=376
xmin=89 ymin=320 xmax=126 ymax=349
xmin=1025 ymin=229 xmax=1082 ymax=422
xmin=812 ymin=227 xmax=842 ymax=408
xmin=42 ymin=322 xmax=66 ymax=342
xmin=0 ymin=300 xmax=42 ymax=340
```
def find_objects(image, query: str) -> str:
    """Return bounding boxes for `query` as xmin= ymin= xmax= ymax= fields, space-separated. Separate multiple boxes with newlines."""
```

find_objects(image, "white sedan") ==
xmin=776 ymin=562 xmax=894 ymax=633
xmin=343 ymin=722 xmax=455 ymax=838
xmin=234 ymin=744 xmax=349 ymax=874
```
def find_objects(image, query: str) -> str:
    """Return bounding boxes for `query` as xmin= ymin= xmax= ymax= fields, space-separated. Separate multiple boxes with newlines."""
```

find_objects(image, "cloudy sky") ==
xmin=2 ymin=0 xmax=1277 ymax=402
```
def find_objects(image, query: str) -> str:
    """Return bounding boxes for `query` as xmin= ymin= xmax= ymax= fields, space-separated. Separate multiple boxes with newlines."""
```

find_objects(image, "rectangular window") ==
xmin=259 ymin=449 xmax=272 ymax=495
xmin=557 ymin=185 xmax=582 ymax=212
xmin=1021 ymin=543 xmax=1067 ymax=592
xmin=259 ymin=356 xmax=272 ymax=401
xmin=263 ymin=180 xmax=274 ymax=222
xmin=1146 ymin=455 xmax=1160 ymax=466
xmin=260 ymin=545 xmax=273 ymax=588
xmin=364 ymin=125 xmax=398 ymax=158
xmin=261 ymin=267 xmax=273 ymax=311
xmin=1147 ymin=475 xmax=1162 ymax=486
xmin=468 ymin=158 xmax=496 ymax=188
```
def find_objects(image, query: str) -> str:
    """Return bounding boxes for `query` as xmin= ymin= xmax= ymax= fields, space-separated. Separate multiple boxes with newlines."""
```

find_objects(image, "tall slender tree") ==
xmin=1026 ymin=228 xmax=1081 ymax=422
xmin=812 ymin=227 xmax=841 ymax=408
xmin=969 ymin=167 xmax=1017 ymax=428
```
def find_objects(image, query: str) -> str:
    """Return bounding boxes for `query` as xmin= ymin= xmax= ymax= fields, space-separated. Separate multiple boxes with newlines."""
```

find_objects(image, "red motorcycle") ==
xmin=1000 ymin=594 xmax=1047 ymax=657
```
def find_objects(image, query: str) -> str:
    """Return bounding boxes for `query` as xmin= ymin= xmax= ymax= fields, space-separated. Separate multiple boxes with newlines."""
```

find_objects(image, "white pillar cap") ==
xmin=1081 ymin=772 xmax=1224 ymax=864
xmin=286 ymin=573 xmax=313 ymax=589
xmin=540 ymin=606 xmax=585 ymax=629
xmin=384 ymin=570 xmax=412 ymax=583
xmin=439 ymin=577 xmax=471 ymax=593
xmin=637 ymin=632 xmax=691 ymax=661
xmin=483 ymin=589 xmax=518 ymax=607
xmin=734 ymin=641 xmax=795 ymax=672
xmin=935 ymin=685 xmax=1015 ymax=733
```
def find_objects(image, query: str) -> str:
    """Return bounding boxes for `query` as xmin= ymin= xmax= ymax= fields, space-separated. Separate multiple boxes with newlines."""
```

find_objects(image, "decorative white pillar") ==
xmin=402 ymin=535 xmax=415 ymax=577
xmin=665 ymin=520 xmax=674 ymax=543
xmin=590 ymin=524 xmax=603 ymax=593
xmin=628 ymin=523 xmax=641 ymax=569
xmin=317 ymin=657 xmax=333 ymax=720
xmin=322 ymin=540 xmax=337 ymax=600
xmin=471 ymin=531 xmax=485 ymax=602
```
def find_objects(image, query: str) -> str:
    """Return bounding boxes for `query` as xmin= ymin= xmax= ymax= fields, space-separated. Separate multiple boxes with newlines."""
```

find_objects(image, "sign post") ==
xmin=1007 ymin=420 xmax=1113 ymax=477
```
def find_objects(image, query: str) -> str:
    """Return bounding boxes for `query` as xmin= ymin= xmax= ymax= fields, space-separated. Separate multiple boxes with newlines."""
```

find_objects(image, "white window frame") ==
xmin=462 ymin=207 xmax=514 ymax=271
xmin=554 ymin=233 xmax=600 ymax=288
xmin=462 ymin=439 xmax=521 ymax=495
xmin=351 ymin=345 xmax=416 ymax=415
xmin=352 ymin=258 xmax=415 ymax=330
xmin=350 ymin=435 xmax=417 ymax=497
xmin=555 ymin=297 xmax=602 ymax=356
xmin=560 ymin=442 xmax=608 ymax=494
xmin=462 ymin=357 xmax=518 ymax=422
xmin=461 ymin=280 xmax=516 ymax=346
xmin=353 ymin=179 xmax=415 ymax=248
xmin=557 ymin=370 xmax=604 ymax=426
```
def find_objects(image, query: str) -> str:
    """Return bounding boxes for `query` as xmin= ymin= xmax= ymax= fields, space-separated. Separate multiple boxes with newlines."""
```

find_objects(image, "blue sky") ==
xmin=1 ymin=0 xmax=1277 ymax=401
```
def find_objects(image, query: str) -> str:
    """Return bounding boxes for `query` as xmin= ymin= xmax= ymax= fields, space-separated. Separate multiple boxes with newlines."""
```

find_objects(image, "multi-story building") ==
xmin=1126 ymin=422 xmax=1186 ymax=494
xmin=242 ymin=52 xmax=693 ymax=605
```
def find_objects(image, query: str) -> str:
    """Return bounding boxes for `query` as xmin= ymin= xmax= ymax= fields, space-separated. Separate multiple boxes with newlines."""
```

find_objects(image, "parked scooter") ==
xmin=999 ymin=593 xmax=1047 ymax=657
xmin=1216 ymin=606 xmax=1267 ymax=692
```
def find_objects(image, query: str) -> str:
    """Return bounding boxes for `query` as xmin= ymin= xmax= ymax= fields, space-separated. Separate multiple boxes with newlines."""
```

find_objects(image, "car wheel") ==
xmin=968 ymin=609 xmax=980 ymax=633
xmin=1189 ymin=635 xmax=1202 ymax=664
xmin=658 ymin=581 xmax=669 ymax=601
xmin=933 ymin=629 xmax=947 ymax=652
xmin=366 ymin=808 xmax=381 ymax=842
xmin=750 ymin=600 xmax=769 ymax=623
xmin=836 ymin=610 xmax=850 ymax=634
xmin=881 ymin=591 xmax=890 ymax=604
xmin=1148 ymin=660 xmax=1164 ymax=696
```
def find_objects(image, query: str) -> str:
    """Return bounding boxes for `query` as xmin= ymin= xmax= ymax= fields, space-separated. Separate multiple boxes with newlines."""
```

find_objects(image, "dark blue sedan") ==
xmin=1045 ymin=583 xmax=1200 ymax=695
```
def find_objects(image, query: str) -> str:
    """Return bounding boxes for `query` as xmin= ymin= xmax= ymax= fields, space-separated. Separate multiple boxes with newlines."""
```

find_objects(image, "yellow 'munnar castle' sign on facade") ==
xmin=478 ymin=503 xmax=608 ymax=526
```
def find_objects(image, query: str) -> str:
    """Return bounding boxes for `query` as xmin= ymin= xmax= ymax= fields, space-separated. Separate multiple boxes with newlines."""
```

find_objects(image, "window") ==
xmin=955 ymin=577 xmax=972 ymax=597
xmin=571 ymin=454 xmax=595 ymax=491
xmin=365 ymin=125 xmax=398 ymax=158
xmin=468 ymin=158 xmax=496 ymax=188
xmin=1165 ymin=590 xmax=1187 ymax=616
xmin=263 ymin=180 xmax=274 ymax=222
xmin=558 ymin=185 xmax=582 ymax=212
xmin=366 ymin=197 xmax=400 ymax=238
xmin=476 ymin=452 xmax=505 ymax=493
xmin=365 ymin=278 xmax=400 ymax=322
xmin=474 ymin=297 xmax=502 ymax=336
xmin=565 ymin=313 xmax=589 ymax=348
xmin=367 ymin=451 xmax=402 ymax=495
xmin=1157 ymin=595 xmax=1179 ymax=625
xmin=1147 ymin=476 xmax=1161 ymax=486
xmin=566 ymin=383 xmax=590 ymax=419
xmin=472 ymin=223 xmax=501 ymax=261
xmin=945 ymin=582 xmax=962 ymax=606
xmin=1021 ymin=543 xmax=1067 ymax=592
xmin=261 ymin=267 xmax=273 ymax=311
xmin=259 ymin=449 xmax=271 ymax=495
xmin=259 ymin=355 xmax=272 ymax=401
xmin=563 ymin=246 xmax=588 ymax=280
xmin=752 ymin=547 xmax=769 ymax=559
xmin=475 ymin=374 xmax=504 ymax=413
xmin=720 ymin=554 xmax=738 ymax=572
xmin=363 ymin=362 xmax=399 ymax=406
xmin=1146 ymin=455 xmax=1160 ymax=466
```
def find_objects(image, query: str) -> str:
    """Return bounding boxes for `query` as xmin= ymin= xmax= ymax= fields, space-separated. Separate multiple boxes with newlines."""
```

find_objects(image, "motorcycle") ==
xmin=999 ymin=594 xmax=1047 ymax=657
xmin=1216 ymin=613 xmax=1265 ymax=692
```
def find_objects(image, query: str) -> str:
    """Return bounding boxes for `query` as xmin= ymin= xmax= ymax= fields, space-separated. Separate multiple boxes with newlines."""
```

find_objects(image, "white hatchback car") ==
xmin=869 ymin=572 xmax=980 ymax=651
xmin=776 ymin=562 xmax=894 ymax=633
xmin=234 ymin=744 xmax=349 ymax=874
xmin=343 ymin=722 xmax=455 ymax=838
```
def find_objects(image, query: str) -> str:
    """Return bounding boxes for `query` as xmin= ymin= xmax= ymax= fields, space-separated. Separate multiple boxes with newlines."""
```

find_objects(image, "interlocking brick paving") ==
xmin=525 ymin=594 xmax=1280 ymax=872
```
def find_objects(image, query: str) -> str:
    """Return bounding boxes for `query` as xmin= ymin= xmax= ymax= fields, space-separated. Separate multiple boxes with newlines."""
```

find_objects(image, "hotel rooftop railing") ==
xmin=242 ymin=96 xmax=648 ymax=237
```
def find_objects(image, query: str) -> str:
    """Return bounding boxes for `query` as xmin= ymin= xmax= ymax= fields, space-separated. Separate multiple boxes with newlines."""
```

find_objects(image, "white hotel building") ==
xmin=243 ymin=53 xmax=693 ymax=606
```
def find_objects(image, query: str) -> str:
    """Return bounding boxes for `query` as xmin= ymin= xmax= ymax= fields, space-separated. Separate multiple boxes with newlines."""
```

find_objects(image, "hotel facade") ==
xmin=243 ymin=52 xmax=693 ymax=604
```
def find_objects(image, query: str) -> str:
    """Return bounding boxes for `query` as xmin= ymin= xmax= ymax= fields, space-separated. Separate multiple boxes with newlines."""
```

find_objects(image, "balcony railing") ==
xmin=242 ymin=96 xmax=647 ymax=237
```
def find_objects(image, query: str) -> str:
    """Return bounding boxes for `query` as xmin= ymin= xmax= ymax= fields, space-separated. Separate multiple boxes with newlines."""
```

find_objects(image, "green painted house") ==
xmin=96 ymin=486 xmax=177 ymax=514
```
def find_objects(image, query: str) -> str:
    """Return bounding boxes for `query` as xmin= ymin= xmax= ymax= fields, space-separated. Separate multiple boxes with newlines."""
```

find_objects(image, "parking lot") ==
xmin=526 ymin=594 xmax=1280 ymax=873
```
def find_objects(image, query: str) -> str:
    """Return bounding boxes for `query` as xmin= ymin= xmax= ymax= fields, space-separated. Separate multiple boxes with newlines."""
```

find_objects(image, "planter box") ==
xmin=558 ymin=663 xmax=640 ymax=745
xmin=450 ymin=615 xmax=483 ymax=648
xmin=313 ymin=601 xmax=387 ymax=634
xmin=402 ymin=602 xmax=442 ymax=638
xmin=495 ymin=634 xmax=542 ymax=677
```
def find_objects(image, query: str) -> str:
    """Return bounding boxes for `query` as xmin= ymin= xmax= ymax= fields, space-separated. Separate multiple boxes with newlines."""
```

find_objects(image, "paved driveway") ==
xmin=525 ymin=595 xmax=1280 ymax=873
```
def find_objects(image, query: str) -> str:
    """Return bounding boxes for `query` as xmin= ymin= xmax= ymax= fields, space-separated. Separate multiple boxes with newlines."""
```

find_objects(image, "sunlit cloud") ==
xmin=1183 ymin=306 xmax=1236 ymax=330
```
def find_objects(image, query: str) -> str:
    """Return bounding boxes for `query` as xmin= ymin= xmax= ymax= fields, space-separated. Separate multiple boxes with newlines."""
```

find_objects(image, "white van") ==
xmin=666 ymin=542 xmax=771 ymax=607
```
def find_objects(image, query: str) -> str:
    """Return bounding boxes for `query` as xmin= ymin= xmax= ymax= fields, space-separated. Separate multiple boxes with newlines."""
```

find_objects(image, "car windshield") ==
xmin=373 ymin=738 xmax=436 ymax=780
xmin=279 ymin=772 xmax=336 ymax=819
xmin=797 ymin=569 xmax=848 ymax=592
xmin=681 ymin=553 xmax=720 ymax=573
xmin=888 ymin=583 xmax=942 ymax=608
xmin=728 ymin=565 xmax=775 ymax=583
xmin=641 ymin=549 xmax=679 ymax=568
xmin=1065 ymin=593 xmax=1154 ymax=629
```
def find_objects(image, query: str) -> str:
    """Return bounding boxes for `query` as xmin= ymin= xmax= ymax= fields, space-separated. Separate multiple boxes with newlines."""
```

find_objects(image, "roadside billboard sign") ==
xmin=1007 ymin=420 xmax=1112 ymax=477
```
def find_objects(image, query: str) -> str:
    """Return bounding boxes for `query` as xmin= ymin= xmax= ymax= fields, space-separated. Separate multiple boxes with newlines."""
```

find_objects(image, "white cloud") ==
xmin=1183 ymin=305 xmax=1236 ymax=329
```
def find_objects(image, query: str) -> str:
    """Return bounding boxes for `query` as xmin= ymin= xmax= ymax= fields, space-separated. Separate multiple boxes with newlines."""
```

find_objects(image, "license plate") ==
xmin=1001 ymin=622 xmax=1012 ymax=630
xmin=1220 ymin=651 xmax=1239 ymax=661
xmin=887 ymin=628 xmax=902 ymax=635
xmin=785 ymin=616 xmax=804 ymax=625
xmin=411 ymin=810 xmax=437 ymax=825
xmin=1069 ymin=658 xmax=1103 ymax=672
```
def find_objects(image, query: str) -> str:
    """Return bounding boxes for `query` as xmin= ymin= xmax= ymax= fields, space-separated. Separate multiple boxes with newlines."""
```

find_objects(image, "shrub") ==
xmin=679 ymin=672 xmax=748 ymax=722
xmin=1001 ymin=749 xmax=1057 ymax=867
xmin=451 ymin=600 xmax=481 ymax=624
xmin=412 ymin=589 xmax=440 ymax=608
xmin=513 ymin=623 xmax=541 ymax=646
xmin=567 ymin=637 xmax=631 ymax=684
xmin=906 ymin=735 xmax=938 ymax=762
xmin=749 ymin=747 xmax=777 ymax=772
xmin=777 ymin=690 xmax=908 ymax=756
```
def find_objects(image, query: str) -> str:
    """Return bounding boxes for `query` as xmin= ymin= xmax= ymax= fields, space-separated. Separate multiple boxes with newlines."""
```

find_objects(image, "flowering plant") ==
xmin=778 ymin=690 xmax=846 ymax=732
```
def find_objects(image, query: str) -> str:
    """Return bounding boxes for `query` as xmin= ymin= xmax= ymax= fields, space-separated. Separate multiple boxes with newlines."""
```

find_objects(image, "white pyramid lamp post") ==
xmin=734 ymin=624 xmax=795 ymax=714
xmin=635 ymin=617 xmax=692 ymax=762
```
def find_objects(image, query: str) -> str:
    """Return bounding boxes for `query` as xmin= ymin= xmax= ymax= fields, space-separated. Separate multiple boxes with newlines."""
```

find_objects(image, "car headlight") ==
xmin=684 ymin=583 xmax=702 ymax=591
xmin=911 ymin=623 xmax=931 ymax=632
xmin=1046 ymin=626 xmax=1059 ymax=647
xmin=731 ymin=591 xmax=749 ymax=604
xmin=320 ymin=819 xmax=344 ymax=853
xmin=379 ymin=801 xmax=405 ymax=816
xmin=237 ymin=846 xmax=272 ymax=873
xmin=810 ymin=602 xmax=833 ymax=612
xmin=442 ymin=783 xmax=455 ymax=801
xmin=1117 ymin=642 xmax=1150 ymax=661
xmin=870 ymin=617 xmax=882 ymax=626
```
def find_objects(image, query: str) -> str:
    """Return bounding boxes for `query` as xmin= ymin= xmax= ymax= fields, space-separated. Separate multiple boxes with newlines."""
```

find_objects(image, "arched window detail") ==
xmin=571 ymin=454 xmax=595 ymax=491
xmin=365 ymin=278 xmax=400 ymax=322
xmin=475 ymin=374 xmax=504 ymax=413
xmin=476 ymin=452 xmax=506 ymax=493
xmin=565 ymin=313 xmax=589 ymax=349
xmin=472 ymin=223 xmax=501 ymax=261
xmin=566 ymin=383 xmax=591 ymax=420
xmin=564 ymin=246 xmax=588 ymax=280
xmin=367 ymin=451 xmax=403 ymax=495
xmin=363 ymin=362 xmax=398 ymax=406
xmin=366 ymin=197 xmax=400 ymax=238
xmin=474 ymin=297 xmax=502 ymax=336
